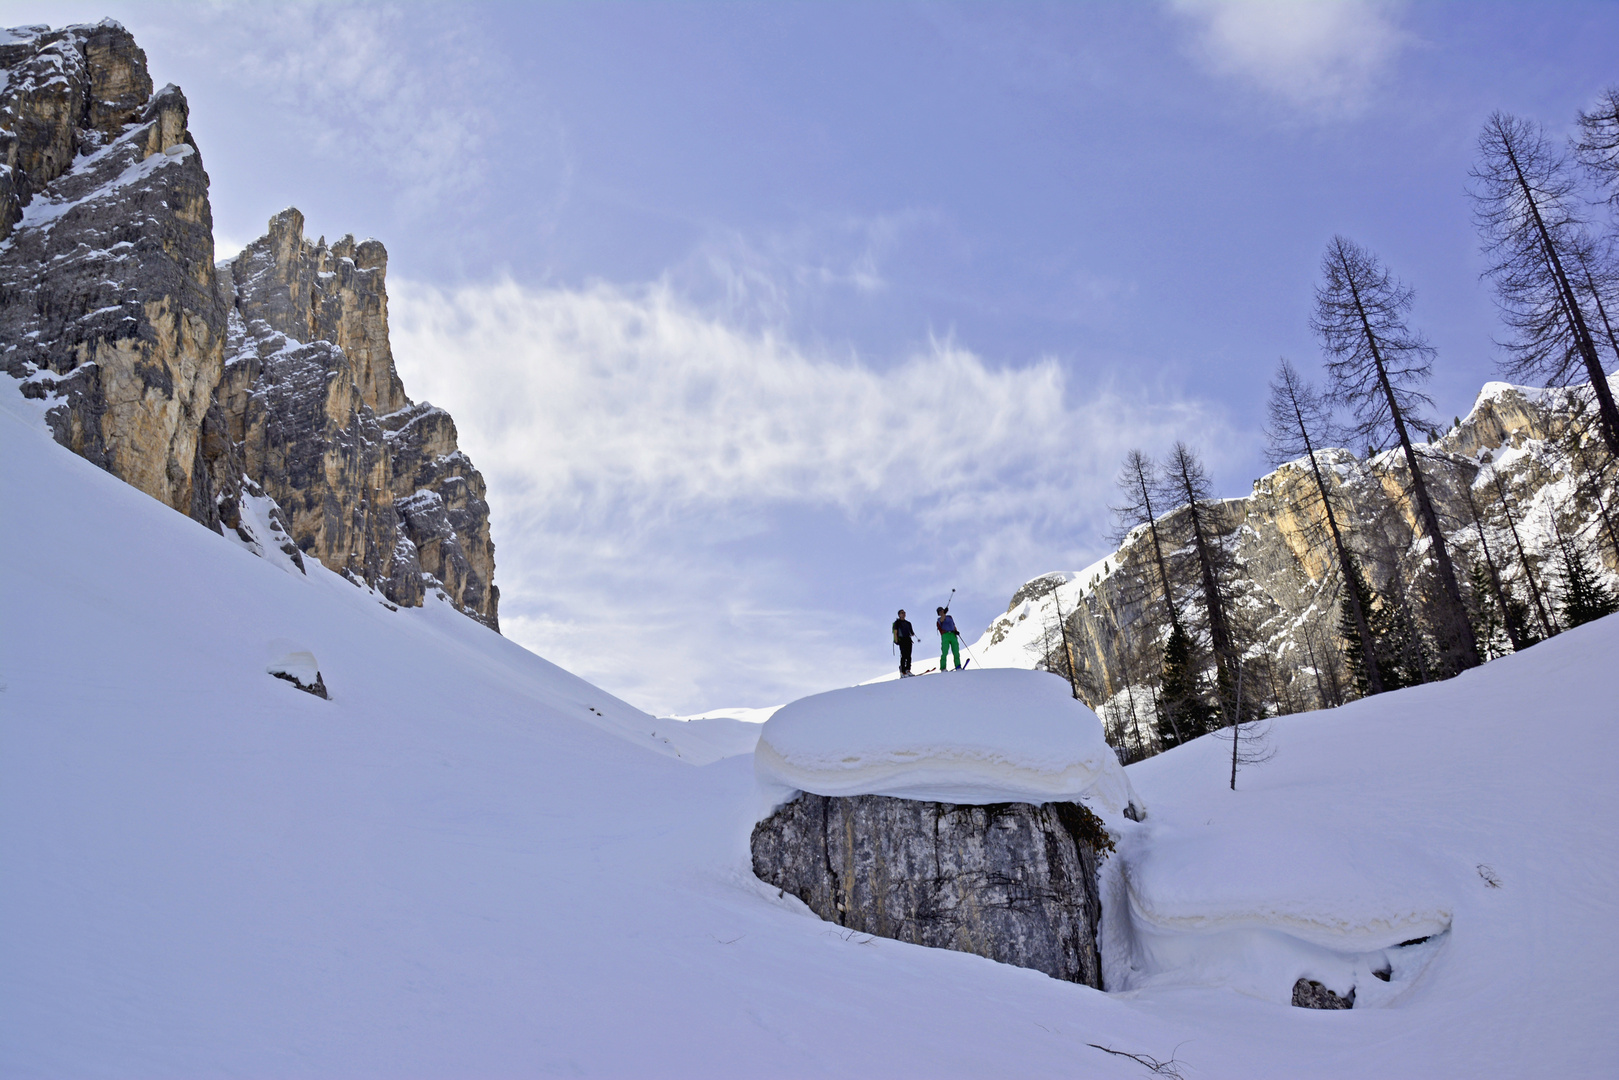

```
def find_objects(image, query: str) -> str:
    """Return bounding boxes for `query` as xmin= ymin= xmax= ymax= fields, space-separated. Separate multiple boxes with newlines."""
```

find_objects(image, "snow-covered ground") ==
xmin=2 ymin=385 xmax=1615 ymax=1077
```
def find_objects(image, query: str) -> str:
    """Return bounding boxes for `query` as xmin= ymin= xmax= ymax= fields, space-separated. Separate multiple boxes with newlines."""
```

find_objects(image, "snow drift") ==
xmin=754 ymin=669 xmax=1141 ymax=815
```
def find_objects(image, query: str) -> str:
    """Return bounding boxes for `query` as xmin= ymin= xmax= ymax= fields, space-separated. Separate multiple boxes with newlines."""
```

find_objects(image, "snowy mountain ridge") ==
xmin=958 ymin=374 xmax=1619 ymax=749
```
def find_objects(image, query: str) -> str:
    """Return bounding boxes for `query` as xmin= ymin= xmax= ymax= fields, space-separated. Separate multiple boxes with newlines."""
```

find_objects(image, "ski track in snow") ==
xmin=2 ymin=381 xmax=1616 ymax=1078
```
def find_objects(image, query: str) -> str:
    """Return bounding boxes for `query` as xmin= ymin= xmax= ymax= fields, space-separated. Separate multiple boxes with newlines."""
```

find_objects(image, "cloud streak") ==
xmin=390 ymin=278 xmax=1232 ymax=714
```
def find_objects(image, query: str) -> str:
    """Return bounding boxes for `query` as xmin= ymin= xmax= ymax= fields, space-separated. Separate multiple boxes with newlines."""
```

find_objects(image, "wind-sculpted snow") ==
xmin=1122 ymin=831 xmax=1452 ymax=950
xmin=754 ymin=669 xmax=1142 ymax=815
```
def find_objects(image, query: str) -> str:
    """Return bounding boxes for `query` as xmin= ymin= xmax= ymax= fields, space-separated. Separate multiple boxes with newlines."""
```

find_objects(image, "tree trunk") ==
xmin=1294 ymin=401 xmax=1383 ymax=693
xmin=1133 ymin=467 xmax=1183 ymax=637
xmin=1492 ymin=469 xmax=1556 ymax=638
xmin=1173 ymin=459 xmax=1237 ymax=699
xmin=1462 ymin=482 xmax=1527 ymax=651
xmin=1345 ymin=273 xmax=1481 ymax=671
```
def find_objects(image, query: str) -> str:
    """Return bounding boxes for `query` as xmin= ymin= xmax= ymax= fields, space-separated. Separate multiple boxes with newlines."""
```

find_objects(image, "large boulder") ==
xmin=750 ymin=669 xmax=1140 ymax=986
xmin=753 ymin=792 xmax=1110 ymax=986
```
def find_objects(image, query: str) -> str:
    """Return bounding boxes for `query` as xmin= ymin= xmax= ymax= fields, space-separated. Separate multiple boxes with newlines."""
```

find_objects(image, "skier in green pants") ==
xmin=936 ymin=606 xmax=962 ymax=671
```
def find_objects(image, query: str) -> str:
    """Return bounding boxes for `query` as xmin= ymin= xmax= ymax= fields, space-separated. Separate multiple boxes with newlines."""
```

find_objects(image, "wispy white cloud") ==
xmin=152 ymin=3 xmax=508 ymax=214
xmin=667 ymin=209 xmax=941 ymax=331
xmin=1169 ymin=0 xmax=1411 ymax=118
xmin=389 ymin=278 xmax=1232 ymax=713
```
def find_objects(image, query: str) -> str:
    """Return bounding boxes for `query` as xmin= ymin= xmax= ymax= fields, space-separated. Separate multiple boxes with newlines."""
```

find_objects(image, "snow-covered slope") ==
xmin=2 ymin=386 xmax=1615 ymax=1078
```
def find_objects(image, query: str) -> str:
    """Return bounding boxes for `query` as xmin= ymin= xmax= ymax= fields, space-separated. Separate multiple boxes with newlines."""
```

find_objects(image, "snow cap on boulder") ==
xmin=755 ymin=669 xmax=1142 ymax=817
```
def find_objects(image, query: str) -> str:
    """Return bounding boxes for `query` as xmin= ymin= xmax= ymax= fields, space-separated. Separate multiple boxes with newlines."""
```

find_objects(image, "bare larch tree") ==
xmin=1112 ymin=450 xmax=1183 ymax=639
xmin=1487 ymin=465 xmax=1557 ymax=639
xmin=1575 ymin=86 xmax=1619 ymax=213
xmin=1162 ymin=442 xmax=1244 ymax=718
xmin=1264 ymin=358 xmax=1383 ymax=695
xmin=1470 ymin=112 xmax=1619 ymax=461
xmin=1312 ymin=235 xmax=1481 ymax=673
xmin=1459 ymin=477 xmax=1531 ymax=652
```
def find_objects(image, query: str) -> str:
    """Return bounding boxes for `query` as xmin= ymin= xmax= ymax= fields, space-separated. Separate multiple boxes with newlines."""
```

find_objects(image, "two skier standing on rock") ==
xmin=893 ymin=595 xmax=968 ymax=677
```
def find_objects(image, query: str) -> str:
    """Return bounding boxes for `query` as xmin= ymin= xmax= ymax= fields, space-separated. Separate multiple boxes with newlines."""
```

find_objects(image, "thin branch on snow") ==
xmin=1087 ymin=1042 xmax=1189 ymax=1079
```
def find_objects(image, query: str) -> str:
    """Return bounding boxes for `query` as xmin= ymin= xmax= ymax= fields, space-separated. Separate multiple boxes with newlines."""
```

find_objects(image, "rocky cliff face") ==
xmin=1 ymin=22 xmax=498 ymax=630
xmin=1 ymin=22 xmax=229 ymax=526
xmin=981 ymin=379 xmax=1619 ymax=736
xmin=218 ymin=210 xmax=497 ymax=625
xmin=752 ymin=793 xmax=1107 ymax=987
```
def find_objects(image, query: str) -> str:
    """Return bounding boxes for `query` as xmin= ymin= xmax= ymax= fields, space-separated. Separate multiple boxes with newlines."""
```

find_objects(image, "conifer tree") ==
xmin=1460 ymin=480 xmax=1530 ymax=651
xmin=1157 ymin=622 xmax=1216 ymax=747
xmin=1312 ymin=236 xmax=1481 ymax=675
xmin=1335 ymin=556 xmax=1422 ymax=697
xmin=1560 ymin=393 xmax=1619 ymax=567
xmin=1487 ymin=466 xmax=1557 ymax=640
xmin=1468 ymin=563 xmax=1511 ymax=660
xmin=1112 ymin=450 xmax=1182 ymax=638
xmin=1554 ymin=529 xmax=1619 ymax=628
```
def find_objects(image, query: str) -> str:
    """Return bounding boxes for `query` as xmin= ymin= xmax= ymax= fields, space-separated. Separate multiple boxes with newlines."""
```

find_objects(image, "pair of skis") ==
xmin=901 ymin=658 xmax=972 ymax=678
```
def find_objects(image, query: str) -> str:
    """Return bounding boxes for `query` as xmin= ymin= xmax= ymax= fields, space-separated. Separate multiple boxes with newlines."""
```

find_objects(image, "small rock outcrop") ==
xmin=752 ymin=792 xmax=1108 ymax=987
xmin=267 ymin=649 xmax=328 ymax=699
xmin=1292 ymin=978 xmax=1355 ymax=1010
xmin=2 ymin=23 xmax=499 ymax=631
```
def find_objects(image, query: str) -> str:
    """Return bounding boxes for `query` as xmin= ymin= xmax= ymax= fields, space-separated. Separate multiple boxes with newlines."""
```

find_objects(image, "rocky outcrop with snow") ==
xmin=1 ymin=23 xmax=230 ymax=526
xmin=218 ymin=210 xmax=498 ymax=626
xmin=975 ymin=378 xmax=1619 ymax=722
xmin=750 ymin=670 xmax=1135 ymax=985
xmin=753 ymin=793 xmax=1108 ymax=986
xmin=754 ymin=669 xmax=1141 ymax=812
xmin=0 ymin=22 xmax=498 ymax=629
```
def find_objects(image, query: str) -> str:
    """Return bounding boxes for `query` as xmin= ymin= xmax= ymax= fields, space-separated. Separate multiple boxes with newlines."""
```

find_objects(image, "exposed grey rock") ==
xmin=217 ymin=211 xmax=500 ymax=629
xmin=0 ymin=21 xmax=151 ymax=237
xmin=2 ymin=23 xmax=501 ymax=631
xmin=230 ymin=208 xmax=405 ymax=417
xmin=1292 ymin=978 xmax=1355 ymax=1009
xmin=382 ymin=401 xmax=498 ymax=627
xmin=1007 ymin=573 xmax=1066 ymax=613
xmin=270 ymin=669 xmax=328 ymax=700
xmin=266 ymin=648 xmax=328 ymax=699
xmin=1 ymin=23 xmax=231 ymax=526
xmin=752 ymin=792 xmax=1108 ymax=987
xmin=217 ymin=312 xmax=409 ymax=601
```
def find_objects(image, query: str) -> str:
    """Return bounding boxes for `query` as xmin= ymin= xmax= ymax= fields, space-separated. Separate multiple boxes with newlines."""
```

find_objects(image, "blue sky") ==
xmin=10 ymin=1 xmax=1618 ymax=714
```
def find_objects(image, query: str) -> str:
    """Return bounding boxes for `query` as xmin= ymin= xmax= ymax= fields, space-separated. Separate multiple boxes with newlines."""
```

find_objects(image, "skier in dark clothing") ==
xmin=937 ymin=606 xmax=962 ymax=671
xmin=892 ymin=610 xmax=917 ymax=677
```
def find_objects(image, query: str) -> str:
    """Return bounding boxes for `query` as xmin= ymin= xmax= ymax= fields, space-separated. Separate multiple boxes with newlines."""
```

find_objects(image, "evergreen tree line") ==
xmin=1048 ymin=92 xmax=1619 ymax=763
